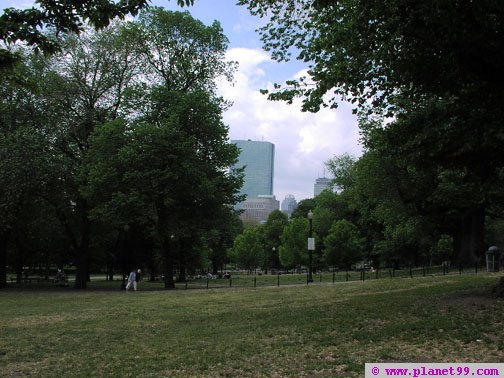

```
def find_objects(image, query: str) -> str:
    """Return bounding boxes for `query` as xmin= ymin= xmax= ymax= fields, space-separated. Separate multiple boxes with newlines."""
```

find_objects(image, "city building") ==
xmin=314 ymin=177 xmax=332 ymax=197
xmin=281 ymin=194 xmax=297 ymax=218
xmin=231 ymin=139 xmax=277 ymax=222
xmin=231 ymin=139 xmax=275 ymax=200
xmin=239 ymin=195 xmax=280 ymax=224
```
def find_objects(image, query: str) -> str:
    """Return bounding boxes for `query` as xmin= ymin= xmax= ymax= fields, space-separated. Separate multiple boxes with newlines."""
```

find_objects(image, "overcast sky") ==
xmin=2 ymin=0 xmax=363 ymax=202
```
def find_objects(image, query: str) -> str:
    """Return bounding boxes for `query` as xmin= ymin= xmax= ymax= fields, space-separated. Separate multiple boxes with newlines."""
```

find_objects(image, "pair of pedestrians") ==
xmin=126 ymin=269 xmax=142 ymax=291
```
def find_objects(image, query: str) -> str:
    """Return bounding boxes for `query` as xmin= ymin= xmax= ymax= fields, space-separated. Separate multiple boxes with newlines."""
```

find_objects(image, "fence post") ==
xmin=320 ymin=273 xmax=322 ymax=283
xmin=230 ymin=278 xmax=232 ymax=287
xmin=423 ymin=266 xmax=426 ymax=277
xmin=185 ymin=280 xmax=188 ymax=290
xmin=277 ymin=274 xmax=280 ymax=287
xmin=206 ymin=278 xmax=209 ymax=289
xmin=459 ymin=264 xmax=463 ymax=275
xmin=254 ymin=277 xmax=257 ymax=288
xmin=376 ymin=269 xmax=379 ymax=279
xmin=346 ymin=270 xmax=349 ymax=281
xmin=475 ymin=263 xmax=478 ymax=274
xmin=410 ymin=267 xmax=413 ymax=278
xmin=333 ymin=271 xmax=335 ymax=284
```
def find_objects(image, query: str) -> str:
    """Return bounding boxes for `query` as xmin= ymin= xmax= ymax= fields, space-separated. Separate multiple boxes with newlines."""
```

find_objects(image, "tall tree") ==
xmin=279 ymin=217 xmax=309 ymax=270
xmin=324 ymin=220 xmax=364 ymax=270
xmin=39 ymin=23 xmax=144 ymax=288
xmin=262 ymin=210 xmax=289 ymax=271
xmin=83 ymin=91 xmax=243 ymax=288
xmin=0 ymin=55 xmax=56 ymax=288
xmin=230 ymin=227 xmax=266 ymax=273
xmin=135 ymin=7 xmax=234 ymax=93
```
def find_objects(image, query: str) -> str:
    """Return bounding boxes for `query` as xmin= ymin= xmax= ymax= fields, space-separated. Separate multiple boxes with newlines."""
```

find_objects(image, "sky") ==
xmin=2 ymin=0 xmax=363 ymax=203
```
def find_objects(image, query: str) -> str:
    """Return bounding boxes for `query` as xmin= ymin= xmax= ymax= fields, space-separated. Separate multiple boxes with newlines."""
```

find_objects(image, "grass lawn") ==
xmin=1 ymin=274 xmax=503 ymax=377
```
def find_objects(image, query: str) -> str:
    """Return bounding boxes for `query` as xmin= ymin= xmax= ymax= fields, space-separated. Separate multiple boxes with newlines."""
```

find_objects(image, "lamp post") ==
xmin=272 ymin=246 xmax=276 ymax=273
xmin=307 ymin=210 xmax=314 ymax=283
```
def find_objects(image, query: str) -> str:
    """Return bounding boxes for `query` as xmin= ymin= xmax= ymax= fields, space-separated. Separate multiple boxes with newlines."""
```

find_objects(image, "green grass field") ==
xmin=1 ymin=274 xmax=503 ymax=377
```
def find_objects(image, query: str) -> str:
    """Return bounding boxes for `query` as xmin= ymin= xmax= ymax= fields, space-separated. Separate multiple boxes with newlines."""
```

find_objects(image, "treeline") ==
xmin=0 ymin=8 xmax=244 ymax=289
xmin=231 ymin=152 xmax=504 ymax=274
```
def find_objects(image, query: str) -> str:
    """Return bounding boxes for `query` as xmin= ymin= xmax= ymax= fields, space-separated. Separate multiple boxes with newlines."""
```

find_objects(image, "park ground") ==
xmin=1 ymin=274 xmax=503 ymax=377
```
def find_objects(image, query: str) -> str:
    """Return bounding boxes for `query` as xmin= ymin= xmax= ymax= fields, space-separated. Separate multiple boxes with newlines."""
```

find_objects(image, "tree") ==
xmin=312 ymin=190 xmax=351 ymax=244
xmin=0 ymin=0 xmax=195 ymax=68
xmin=279 ymin=217 xmax=308 ymax=270
xmin=230 ymin=227 xmax=266 ymax=272
xmin=325 ymin=153 xmax=356 ymax=192
xmin=290 ymin=198 xmax=315 ymax=219
xmin=38 ymin=22 xmax=145 ymax=289
xmin=239 ymin=0 xmax=503 ymax=112
xmin=135 ymin=7 xmax=234 ymax=94
xmin=0 ymin=54 xmax=57 ymax=288
xmin=262 ymin=210 xmax=289 ymax=270
xmin=83 ymin=90 xmax=243 ymax=289
xmin=324 ymin=220 xmax=364 ymax=270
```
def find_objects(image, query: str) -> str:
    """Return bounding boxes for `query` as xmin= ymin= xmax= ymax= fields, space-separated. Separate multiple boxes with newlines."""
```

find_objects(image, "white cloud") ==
xmin=218 ymin=47 xmax=362 ymax=202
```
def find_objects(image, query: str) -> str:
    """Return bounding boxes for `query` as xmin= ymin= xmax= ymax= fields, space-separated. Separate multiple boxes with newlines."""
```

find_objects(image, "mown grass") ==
xmin=1 ymin=274 xmax=503 ymax=377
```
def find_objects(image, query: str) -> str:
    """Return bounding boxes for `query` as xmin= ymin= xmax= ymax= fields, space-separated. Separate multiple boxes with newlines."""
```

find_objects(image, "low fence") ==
xmin=5 ymin=263 xmax=495 ymax=290
xmin=181 ymin=263 xmax=487 ymax=290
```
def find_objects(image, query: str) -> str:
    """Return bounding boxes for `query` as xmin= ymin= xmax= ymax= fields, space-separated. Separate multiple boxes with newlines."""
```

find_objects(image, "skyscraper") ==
xmin=281 ymin=194 xmax=297 ymax=217
xmin=231 ymin=139 xmax=275 ymax=199
xmin=314 ymin=177 xmax=332 ymax=197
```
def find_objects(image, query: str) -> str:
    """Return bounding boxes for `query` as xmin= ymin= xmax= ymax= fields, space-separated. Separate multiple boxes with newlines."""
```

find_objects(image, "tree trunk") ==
xmin=178 ymin=265 xmax=186 ymax=282
xmin=0 ymin=230 xmax=9 ymax=288
xmin=163 ymin=236 xmax=175 ymax=289
xmin=74 ymin=199 xmax=90 ymax=289
xmin=454 ymin=208 xmax=485 ymax=266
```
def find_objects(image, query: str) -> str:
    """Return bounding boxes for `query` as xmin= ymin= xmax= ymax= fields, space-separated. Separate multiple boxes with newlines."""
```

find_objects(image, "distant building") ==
xmin=239 ymin=195 xmax=280 ymax=224
xmin=231 ymin=139 xmax=275 ymax=200
xmin=281 ymin=194 xmax=297 ymax=217
xmin=314 ymin=177 xmax=332 ymax=197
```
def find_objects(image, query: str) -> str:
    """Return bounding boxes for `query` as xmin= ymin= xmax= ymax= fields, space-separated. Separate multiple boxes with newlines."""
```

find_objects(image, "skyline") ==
xmin=1 ymin=0 xmax=363 ymax=201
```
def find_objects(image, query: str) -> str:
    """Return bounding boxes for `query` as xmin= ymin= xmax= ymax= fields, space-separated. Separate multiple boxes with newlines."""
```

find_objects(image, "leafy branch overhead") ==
xmin=0 ymin=0 xmax=195 ymax=67
xmin=239 ymin=0 xmax=504 ymax=113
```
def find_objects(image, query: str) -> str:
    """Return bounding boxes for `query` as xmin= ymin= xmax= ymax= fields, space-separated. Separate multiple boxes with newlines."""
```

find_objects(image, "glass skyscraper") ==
xmin=231 ymin=140 xmax=275 ymax=200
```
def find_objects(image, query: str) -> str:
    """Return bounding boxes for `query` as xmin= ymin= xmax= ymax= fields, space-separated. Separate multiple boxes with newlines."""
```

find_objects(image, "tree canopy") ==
xmin=0 ymin=0 xmax=195 ymax=68
xmin=0 ymin=8 xmax=241 ymax=289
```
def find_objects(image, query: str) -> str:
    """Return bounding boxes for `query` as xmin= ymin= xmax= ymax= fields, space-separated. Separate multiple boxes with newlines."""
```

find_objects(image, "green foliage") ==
xmin=323 ymin=220 xmax=363 ymax=269
xmin=325 ymin=153 xmax=356 ymax=192
xmin=0 ymin=8 xmax=240 ymax=288
xmin=431 ymin=234 xmax=453 ymax=265
xmin=230 ymin=227 xmax=266 ymax=270
xmin=262 ymin=210 xmax=288 ymax=269
xmin=239 ymin=0 xmax=504 ymax=114
xmin=136 ymin=7 xmax=235 ymax=93
xmin=290 ymin=198 xmax=315 ymax=219
xmin=279 ymin=217 xmax=308 ymax=269
xmin=83 ymin=90 xmax=243 ymax=284
xmin=0 ymin=1 xmax=195 ymax=67
xmin=312 ymin=190 xmax=351 ymax=244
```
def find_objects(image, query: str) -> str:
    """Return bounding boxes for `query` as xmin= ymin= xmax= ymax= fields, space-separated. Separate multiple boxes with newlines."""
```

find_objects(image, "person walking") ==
xmin=126 ymin=270 xmax=136 ymax=291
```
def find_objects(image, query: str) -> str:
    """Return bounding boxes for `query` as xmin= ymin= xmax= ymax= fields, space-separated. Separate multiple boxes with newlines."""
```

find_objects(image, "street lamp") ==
xmin=307 ymin=210 xmax=314 ymax=283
